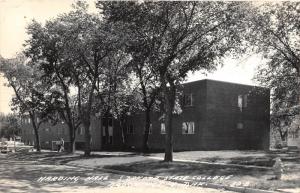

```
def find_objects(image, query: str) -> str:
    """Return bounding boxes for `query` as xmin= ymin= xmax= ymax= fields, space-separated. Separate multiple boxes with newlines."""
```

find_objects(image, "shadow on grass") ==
xmin=193 ymin=149 xmax=300 ymax=167
xmin=105 ymin=160 xmax=270 ymax=177
xmin=104 ymin=160 xmax=300 ymax=191
xmin=6 ymin=151 xmax=139 ymax=165
xmin=0 ymin=155 xmax=122 ymax=193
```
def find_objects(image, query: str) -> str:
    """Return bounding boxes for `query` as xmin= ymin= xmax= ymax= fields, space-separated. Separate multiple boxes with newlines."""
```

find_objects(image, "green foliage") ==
xmin=249 ymin=2 xmax=300 ymax=142
xmin=247 ymin=2 xmax=300 ymax=74
xmin=100 ymin=1 xmax=249 ymax=160
xmin=24 ymin=1 xmax=134 ymax=155
xmin=0 ymin=114 xmax=21 ymax=139
xmin=0 ymin=54 xmax=55 ymax=122
xmin=100 ymin=1 xmax=247 ymax=83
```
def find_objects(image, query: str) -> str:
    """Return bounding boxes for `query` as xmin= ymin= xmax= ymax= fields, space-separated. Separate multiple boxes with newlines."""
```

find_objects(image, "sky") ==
xmin=0 ymin=0 xmax=263 ymax=115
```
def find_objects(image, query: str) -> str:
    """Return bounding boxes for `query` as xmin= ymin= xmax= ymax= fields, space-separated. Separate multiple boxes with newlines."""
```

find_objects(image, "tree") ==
xmin=60 ymin=4 xmax=130 ymax=156
xmin=248 ymin=2 xmax=300 ymax=145
xmin=25 ymin=2 xmax=131 ymax=156
xmin=0 ymin=114 xmax=21 ymax=140
xmin=255 ymin=59 xmax=299 ymax=144
xmin=24 ymin=18 xmax=83 ymax=153
xmin=101 ymin=9 xmax=162 ymax=152
xmin=247 ymin=2 xmax=300 ymax=109
xmin=0 ymin=54 xmax=54 ymax=152
xmin=109 ymin=77 xmax=141 ymax=148
xmin=100 ymin=1 xmax=247 ymax=161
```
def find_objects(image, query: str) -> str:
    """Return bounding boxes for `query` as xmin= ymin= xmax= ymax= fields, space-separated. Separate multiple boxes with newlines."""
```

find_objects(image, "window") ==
xmin=102 ymin=118 xmax=113 ymax=136
xmin=77 ymin=127 xmax=84 ymax=135
xmin=237 ymin=122 xmax=243 ymax=129
xmin=238 ymin=94 xmax=248 ymax=111
xmin=144 ymin=124 xmax=152 ymax=134
xmin=28 ymin=118 xmax=31 ymax=124
xmin=161 ymin=123 xmax=166 ymax=134
xmin=238 ymin=95 xmax=243 ymax=110
xmin=183 ymin=93 xmax=193 ymax=106
xmin=182 ymin=122 xmax=195 ymax=134
xmin=127 ymin=124 xmax=134 ymax=134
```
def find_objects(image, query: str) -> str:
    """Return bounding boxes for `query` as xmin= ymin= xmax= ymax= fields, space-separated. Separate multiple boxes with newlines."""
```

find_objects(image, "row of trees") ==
xmin=0 ymin=1 xmax=299 ymax=160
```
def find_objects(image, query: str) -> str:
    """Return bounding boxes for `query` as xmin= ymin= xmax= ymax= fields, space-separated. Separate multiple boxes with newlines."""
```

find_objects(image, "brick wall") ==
xmin=20 ymin=79 xmax=270 ymax=151
xmin=124 ymin=79 xmax=270 ymax=151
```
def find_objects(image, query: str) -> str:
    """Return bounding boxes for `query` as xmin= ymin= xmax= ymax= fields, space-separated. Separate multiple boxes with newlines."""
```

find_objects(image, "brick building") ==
xmin=20 ymin=79 xmax=270 ymax=151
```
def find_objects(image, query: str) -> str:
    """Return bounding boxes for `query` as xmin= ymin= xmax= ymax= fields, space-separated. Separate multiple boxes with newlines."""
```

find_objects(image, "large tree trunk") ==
xmin=119 ymin=118 xmax=126 ymax=148
xmin=142 ymin=108 xmax=151 ymax=153
xmin=83 ymin=118 xmax=92 ymax=156
xmin=64 ymin=118 xmax=76 ymax=153
xmin=30 ymin=114 xmax=41 ymax=152
xmin=70 ymin=138 xmax=76 ymax=153
xmin=104 ymin=115 xmax=110 ymax=148
xmin=33 ymin=128 xmax=41 ymax=152
xmin=68 ymin=125 xmax=76 ymax=154
xmin=162 ymin=77 xmax=176 ymax=162
xmin=297 ymin=72 xmax=300 ymax=106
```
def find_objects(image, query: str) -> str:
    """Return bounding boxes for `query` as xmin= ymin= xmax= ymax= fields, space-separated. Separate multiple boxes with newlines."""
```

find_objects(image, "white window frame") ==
xmin=182 ymin=122 xmax=195 ymax=134
xmin=238 ymin=95 xmax=243 ymax=111
xmin=160 ymin=123 xmax=166 ymax=134
xmin=238 ymin=94 xmax=248 ymax=111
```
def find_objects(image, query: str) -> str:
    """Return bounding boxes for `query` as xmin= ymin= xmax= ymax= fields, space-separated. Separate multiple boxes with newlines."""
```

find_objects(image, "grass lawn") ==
xmin=105 ymin=149 xmax=300 ymax=191
xmin=6 ymin=149 xmax=300 ymax=191
xmin=105 ymin=160 xmax=300 ymax=191
xmin=150 ymin=149 xmax=300 ymax=167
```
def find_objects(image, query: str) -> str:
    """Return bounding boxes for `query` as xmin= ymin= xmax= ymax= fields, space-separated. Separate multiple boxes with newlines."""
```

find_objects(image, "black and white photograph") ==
xmin=0 ymin=0 xmax=299 ymax=192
